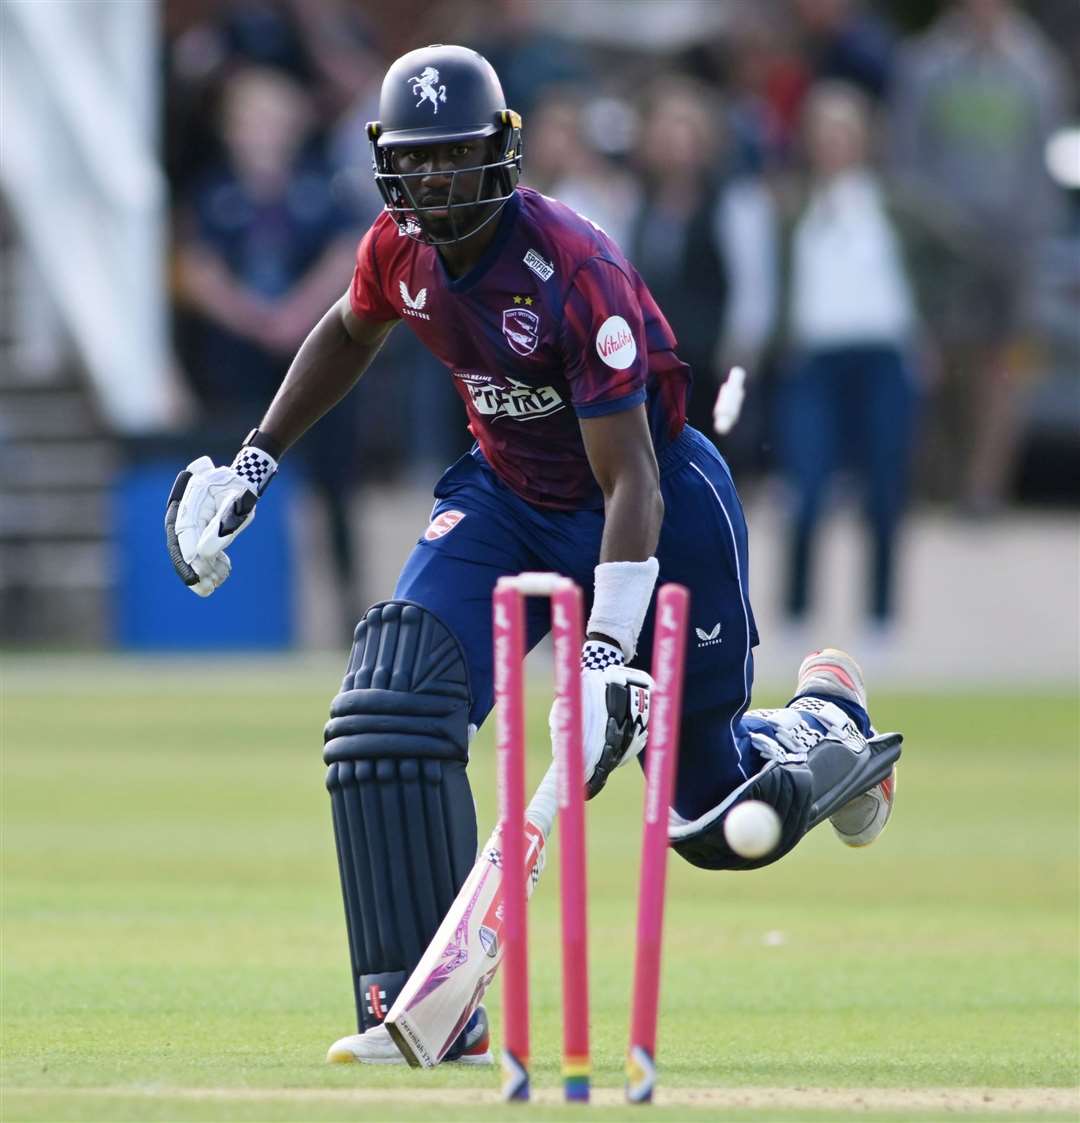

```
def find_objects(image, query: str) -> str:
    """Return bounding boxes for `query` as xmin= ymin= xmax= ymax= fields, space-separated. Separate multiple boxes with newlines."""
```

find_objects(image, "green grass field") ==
xmin=2 ymin=656 xmax=1077 ymax=1122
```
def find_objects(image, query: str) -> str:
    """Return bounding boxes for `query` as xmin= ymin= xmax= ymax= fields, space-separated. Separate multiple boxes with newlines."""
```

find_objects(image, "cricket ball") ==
xmin=723 ymin=800 xmax=781 ymax=859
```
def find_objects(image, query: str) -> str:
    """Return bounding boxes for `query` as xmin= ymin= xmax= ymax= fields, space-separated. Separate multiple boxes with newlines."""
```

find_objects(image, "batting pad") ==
xmin=670 ymin=733 xmax=902 ymax=871
xmin=324 ymin=601 xmax=478 ymax=1033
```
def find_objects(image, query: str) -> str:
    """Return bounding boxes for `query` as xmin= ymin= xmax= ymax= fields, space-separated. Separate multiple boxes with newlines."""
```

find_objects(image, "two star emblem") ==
xmin=512 ymin=295 xmax=534 ymax=306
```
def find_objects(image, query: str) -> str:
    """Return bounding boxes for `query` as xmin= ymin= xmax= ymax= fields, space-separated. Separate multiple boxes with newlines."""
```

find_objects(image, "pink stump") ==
xmin=626 ymin=583 xmax=689 ymax=1103
xmin=493 ymin=580 xmax=529 ymax=1101
xmin=550 ymin=583 xmax=590 ymax=1101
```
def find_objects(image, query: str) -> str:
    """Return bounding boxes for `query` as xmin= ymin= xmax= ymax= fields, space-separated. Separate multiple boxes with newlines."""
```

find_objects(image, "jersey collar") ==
xmin=439 ymin=190 xmax=522 ymax=294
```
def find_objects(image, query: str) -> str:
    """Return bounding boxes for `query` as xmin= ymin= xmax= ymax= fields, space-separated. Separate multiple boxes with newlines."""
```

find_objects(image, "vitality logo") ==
xmin=596 ymin=315 xmax=637 ymax=369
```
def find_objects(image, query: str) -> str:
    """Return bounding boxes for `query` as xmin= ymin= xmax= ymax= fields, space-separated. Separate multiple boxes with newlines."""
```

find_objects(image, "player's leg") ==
xmin=645 ymin=428 xmax=901 ymax=869
xmin=669 ymin=648 xmax=900 ymax=869
xmin=323 ymin=600 xmax=485 ymax=1064
xmin=324 ymin=458 xmax=548 ymax=1064
xmin=393 ymin=503 xmax=553 ymax=728
xmin=635 ymin=426 xmax=763 ymax=814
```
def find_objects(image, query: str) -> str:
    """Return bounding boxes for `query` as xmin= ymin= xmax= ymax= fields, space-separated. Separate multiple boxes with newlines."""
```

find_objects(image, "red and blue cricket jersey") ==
xmin=345 ymin=186 xmax=851 ymax=821
xmin=349 ymin=187 xmax=689 ymax=510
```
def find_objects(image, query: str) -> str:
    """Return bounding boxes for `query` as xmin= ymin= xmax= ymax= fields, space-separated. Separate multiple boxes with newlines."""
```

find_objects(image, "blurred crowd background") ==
xmin=1 ymin=0 xmax=1078 ymax=657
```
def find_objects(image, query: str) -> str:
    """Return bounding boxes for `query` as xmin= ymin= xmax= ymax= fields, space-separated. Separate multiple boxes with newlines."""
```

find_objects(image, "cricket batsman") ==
xmin=165 ymin=45 xmax=902 ymax=1067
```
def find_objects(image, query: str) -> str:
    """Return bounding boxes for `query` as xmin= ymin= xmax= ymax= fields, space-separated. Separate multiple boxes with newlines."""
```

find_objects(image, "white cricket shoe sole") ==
xmin=830 ymin=770 xmax=897 ymax=847
xmin=326 ymin=1022 xmax=493 ymax=1066
xmin=327 ymin=1024 xmax=404 ymax=1065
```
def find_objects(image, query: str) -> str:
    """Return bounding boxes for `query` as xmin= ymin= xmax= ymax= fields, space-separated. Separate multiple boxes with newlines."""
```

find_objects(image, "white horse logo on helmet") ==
xmin=410 ymin=67 xmax=447 ymax=114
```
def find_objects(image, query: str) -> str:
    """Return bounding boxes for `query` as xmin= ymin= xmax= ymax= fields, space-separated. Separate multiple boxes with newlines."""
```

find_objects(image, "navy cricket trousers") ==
xmin=393 ymin=426 xmax=774 ymax=820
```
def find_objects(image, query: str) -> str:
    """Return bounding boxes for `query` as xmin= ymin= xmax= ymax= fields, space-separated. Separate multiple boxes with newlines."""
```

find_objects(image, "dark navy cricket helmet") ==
xmin=367 ymin=44 xmax=522 ymax=244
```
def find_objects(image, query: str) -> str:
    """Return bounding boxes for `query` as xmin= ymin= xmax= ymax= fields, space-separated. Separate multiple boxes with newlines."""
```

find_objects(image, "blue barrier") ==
xmin=115 ymin=461 xmax=294 ymax=649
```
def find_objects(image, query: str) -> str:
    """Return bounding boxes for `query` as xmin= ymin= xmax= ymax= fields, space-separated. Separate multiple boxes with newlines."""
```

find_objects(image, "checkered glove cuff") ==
xmin=581 ymin=640 xmax=624 ymax=672
xmin=230 ymin=445 xmax=278 ymax=496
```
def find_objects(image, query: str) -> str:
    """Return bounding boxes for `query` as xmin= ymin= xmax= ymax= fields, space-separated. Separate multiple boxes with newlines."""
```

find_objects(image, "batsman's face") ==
xmin=390 ymin=140 xmax=492 ymax=236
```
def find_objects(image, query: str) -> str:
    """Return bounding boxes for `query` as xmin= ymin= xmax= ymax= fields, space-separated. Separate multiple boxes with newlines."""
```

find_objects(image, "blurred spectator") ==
xmin=323 ymin=47 xmax=387 ymax=222
xmin=889 ymin=0 xmax=1068 ymax=515
xmin=794 ymin=0 xmax=896 ymax=101
xmin=722 ymin=2 xmax=812 ymax=175
xmin=626 ymin=77 xmax=774 ymax=443
xmin=469 ymin=0 xmax=590 ymax=120
xmin=627 ymin=78 xmax=727 ymax=439
xmin=165 ymin=0 xmax=377 ymax=196
xmin=521 ymin=89 xmax=641 ymax=249
xmin=173 ymin=65 xmax=364 ymax=624
xmin=770 ymin=83 xmax=922 ymax=638
xmin=163 ymin=0 xmax=1075 ymax=518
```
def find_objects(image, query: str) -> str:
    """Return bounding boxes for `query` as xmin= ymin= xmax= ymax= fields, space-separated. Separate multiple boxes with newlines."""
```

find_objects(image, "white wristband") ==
xmin=586 ymin=557 xmax=659 ymax=662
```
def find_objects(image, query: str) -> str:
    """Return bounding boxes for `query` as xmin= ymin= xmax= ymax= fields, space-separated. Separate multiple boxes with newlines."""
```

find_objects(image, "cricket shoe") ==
xmin=795 ymin=647 xmax=867 ymax=711
xmin=829 ymin=768 xmax=897 ymax=847
xmin=442 ymin=1004 xmax=493 ymax=1064
xmin=795 ymin=648 xmax=897 ymax=847
xmin=326 ymin=1005 xmax=492 ymax=1066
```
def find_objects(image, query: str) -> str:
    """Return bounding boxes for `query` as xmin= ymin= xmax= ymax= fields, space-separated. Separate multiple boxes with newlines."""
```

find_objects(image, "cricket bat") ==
xmin=384 ymin=763 xmax=558 ymax=1067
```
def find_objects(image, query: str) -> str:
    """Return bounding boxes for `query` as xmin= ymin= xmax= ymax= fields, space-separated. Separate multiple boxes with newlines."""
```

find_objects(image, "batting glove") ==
xmin=165 ymin=443 xmax=277 ymax=597
xmin=549 ymin=640 xmax=653 ymax=800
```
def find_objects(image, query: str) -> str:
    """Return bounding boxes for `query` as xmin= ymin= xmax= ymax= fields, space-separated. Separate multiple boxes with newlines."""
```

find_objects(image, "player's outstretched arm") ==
xmin=258 ymin=294 xmax=396 ymax=451
xmin=550 ymin=407 xmax=663 ymax=797
xmin=165 ymin=294 xmax=397 ymax=596
xmin=579 ymin=405 xmax=663 ymax=568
